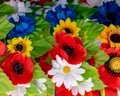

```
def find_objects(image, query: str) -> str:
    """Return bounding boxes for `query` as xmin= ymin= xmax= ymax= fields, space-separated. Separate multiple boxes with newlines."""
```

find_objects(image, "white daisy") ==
xmin=5 ymin=0 xmax=32 ymax=22
xmin=48 ymin=55 xmax=85 ymax=89
xmin=34 ymin=78 xmax=47 ymax=91
xmin=7 ymin=83 xmax=30 ymax=96
xmin=70 ymin=78 xmax=94 ymax=96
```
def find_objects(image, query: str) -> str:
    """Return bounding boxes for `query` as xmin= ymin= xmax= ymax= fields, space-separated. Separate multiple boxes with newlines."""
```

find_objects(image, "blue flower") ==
xmin=90 ymin=1 xmax=120 ymax=26
xmin=7 ymin=15 xmax=35 ymax=39
xmin=46 ymin=4 xmax=76 ymax=27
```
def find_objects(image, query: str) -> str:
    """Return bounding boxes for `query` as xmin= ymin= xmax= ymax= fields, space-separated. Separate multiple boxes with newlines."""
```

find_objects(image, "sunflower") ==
xmin=98 ymin=24 xmax=120 ymax=49
xmin=7 ymin=37 xmax=33 ymax=57
xmin=53 ymin=18 xmax=80 ymax=37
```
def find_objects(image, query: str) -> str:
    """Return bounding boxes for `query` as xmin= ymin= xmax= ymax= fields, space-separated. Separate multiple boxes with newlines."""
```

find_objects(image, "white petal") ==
xmin=52 ymin=60 xmax=60 ymax=68
xmin=78 ymin=86 xmax=85 ymax=95
xmin=71 ymin=87 xmax=78 ymax=96
xmin=48 ymin=69 xmax=59 ymax=75
xmin=56 ymin=55 xmax=64 ymax=66
xmin=74 ymin=68 xmax=85 ymax=74
xmin=52 ymin=73 xmax=62 ymax=82
xmin=71 ymin=72 xmax=84 ymax=81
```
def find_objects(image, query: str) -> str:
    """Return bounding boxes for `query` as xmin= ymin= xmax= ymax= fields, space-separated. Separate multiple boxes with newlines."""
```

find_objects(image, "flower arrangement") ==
xmin=0 ymin=0 xmax=120 ymax=96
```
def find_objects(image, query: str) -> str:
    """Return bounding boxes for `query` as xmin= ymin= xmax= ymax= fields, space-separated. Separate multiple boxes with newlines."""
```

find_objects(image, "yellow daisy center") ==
xmin=14 ymin=42 xmax=26 ymax=53
xmin=109 ymin=57 xmax=120 ymax=73
xmin=63 ymin=66 xmax=71 ymax=74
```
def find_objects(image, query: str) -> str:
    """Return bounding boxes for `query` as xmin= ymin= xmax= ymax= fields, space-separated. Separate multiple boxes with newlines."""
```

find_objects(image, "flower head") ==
xmin=49 ymin=32 xmax=87 ymax=64
xmin=98 ymin=48 xmax=120 ymax=89
xmin=1 ymin=52 xmax=34 ymax=85
xmin=46 ymin=5 xmax=76 ymax=27
xmin=70 ymin=78 xmax=94 ymax=95
xmin=0 ymin=41 xmax=7 ymax=57
xmin=7 ymin=15 xmax=35 ymax=39
xmin=98 ymin=24 xmax=120 ymax=49
xmin=53 ymin=18 xmax=80 ymax=37
xmin=48 ymin=55 xmax=85 ymax=89
xmin=7 ymin=37 xmax=33 ymax=57
xmin=90 ymin=1 xmax=120 ymax=26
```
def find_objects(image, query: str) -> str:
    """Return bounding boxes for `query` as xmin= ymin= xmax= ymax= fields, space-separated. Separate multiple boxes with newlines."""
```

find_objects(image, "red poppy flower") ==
xmin=0 ymin=41 xmax=7 ymax=57
xmin=98 ymin=48 xmax=120 ymax=89
xmin=49 ymin=32 xmax=87 ymax=64
xmin=1 ymin=52 xmax=34 ymax=85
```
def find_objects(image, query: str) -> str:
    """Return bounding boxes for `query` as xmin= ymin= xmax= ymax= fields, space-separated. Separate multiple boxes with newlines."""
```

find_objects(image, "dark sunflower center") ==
xmin=106 ymin=13 xmax=115 ymax=22
xmin=13 ymin=62 xmax=24 ymax=75
xmin=64 ymin=28 xmax=72 ymax=34
xmin=63 ymin=46 xmax=74 ymax=56
xmin=105 ymin=55 xmax=120 ymax=76
xmin=110 ymin=34 xmax=120 ymax=43
xmin=15 ymin=43 xmax=23 ymax=51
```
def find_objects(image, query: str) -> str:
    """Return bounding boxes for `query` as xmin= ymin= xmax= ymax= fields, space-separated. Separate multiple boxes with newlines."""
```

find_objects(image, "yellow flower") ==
xmin=7 ymin=37 xmax=33 ymax=57
xmin=98 ymin=24 xmax=120 ymax=49
xmin=53 ymin=18 xmax=81 ymax=37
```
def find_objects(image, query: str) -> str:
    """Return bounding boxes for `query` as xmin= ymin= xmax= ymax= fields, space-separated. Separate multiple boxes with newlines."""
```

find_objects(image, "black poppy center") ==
xmin=106 ymin=13 xmax=115 ymax=22
xmin=110 ymin=34 xmax=120 ymax=43
xmin=105 ymin=54 xmax=120 ymax=76
xmin=15 ymin=43 xmax=23 ymax=51
xmin=63 ymin=46 xmax=74 ymax=56
xmin=64 ymin=28 xmax=72 ymax=34
xmin=13 ymin=62 xmax=24 ymax=75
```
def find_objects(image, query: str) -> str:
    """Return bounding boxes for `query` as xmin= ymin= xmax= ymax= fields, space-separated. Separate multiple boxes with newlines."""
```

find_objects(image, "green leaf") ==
xmin=0 ymin=4 xmax=14 ymax=16
xmin=94 ymin=50 xmax=109 ymax=67
xmin=30 ymin=39 xmax=53 ymax=58
xmin=26 ymin=64 xmax=54 ymax=96
xmin=0 ymin=69 xmax=14 ymax=95
xmin=83 ymin=40 xmax=100 ymax=60
xmin=81 ymin=62 xmax=99 ymax=79
xmin=77 ymin=19 xmax=104 ymax=41
xmin=0 ymin=18 xmax=14 ymax=39
xmin=92 ymin=78 xmax=106 ymax=90
xmin=68 ymin=5 xmax=97 ymax=19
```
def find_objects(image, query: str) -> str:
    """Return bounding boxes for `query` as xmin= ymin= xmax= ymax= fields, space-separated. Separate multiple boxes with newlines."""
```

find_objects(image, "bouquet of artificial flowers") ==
xmin=0 ymin=0 xmax=120 ymax=96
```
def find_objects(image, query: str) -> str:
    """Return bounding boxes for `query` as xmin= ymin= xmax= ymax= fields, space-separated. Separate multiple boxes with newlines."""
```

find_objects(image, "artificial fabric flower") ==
xmin=46 ymin=5 xmax=76 ymax=27
xmin=34 ymin=78 xmax=47 ymax=91
xmin=48 ymin=55 xmax=85 ymax=89
xmin=98 ymin=48 xmax=120 ymax=89
xmin=80 ymin=0 xmax=102 ymax=7
xmin=7 ymin=15 xmax=35 ymax=39
xmin=90 ymin=1 xmax=120 ymax=26
xmin=70 ymin=78 xmax=94 ymax=95
xmin=7 ymin=83 xmax=30 ymax=96
xmin=7 ymin=37 xmax=33 ymax=57
xmin=98 ymin=24 xmax=120 ymax=49
xmin=0 ymin=41 xmax=7 ymax=57
xmin=49 ymin=32 xmax=87 ymax=64
xmin=53 ymin=18 xmax=80 ymax=37
xmin=1 ymin=52 xmax=34 ymax=85
xmin=5 ymin=0 xmax=32 ymax=22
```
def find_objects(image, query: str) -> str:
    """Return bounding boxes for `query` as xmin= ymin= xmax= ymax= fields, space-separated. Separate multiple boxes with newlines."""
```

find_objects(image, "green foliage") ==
xmin=28 ymin=16 xmax=54 ymax=58
xmin=0 ymin=69 xmax=14 ymax=96
xmin=94 ymin=50 xmax=109 ymax=67
xmin=81 ymin=62 xmax=99 ymax=79
xmin=81 ymin=62 xmax=105 ymax=90
xmin=0 ymin=4 xmax=14 ymax=16
xmin=26 ymin=64 xmax=54 ymax=96
xmin=77 ymin=19 xmax=104 ymax=41
xmin=0 ymin=18 xmax=14 ymax=40
xmin=68 ymin=5 xmax=97 ymax=19
xmin=83 ymin=40 xmax=100 ymax=60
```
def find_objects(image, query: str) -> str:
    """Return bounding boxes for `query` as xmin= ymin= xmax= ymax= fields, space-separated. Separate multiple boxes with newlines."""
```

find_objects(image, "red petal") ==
xmin=0 ymin=41 xmax=7 ymax=57
xmin=105 ymin=87 xmax=118 ymax=96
